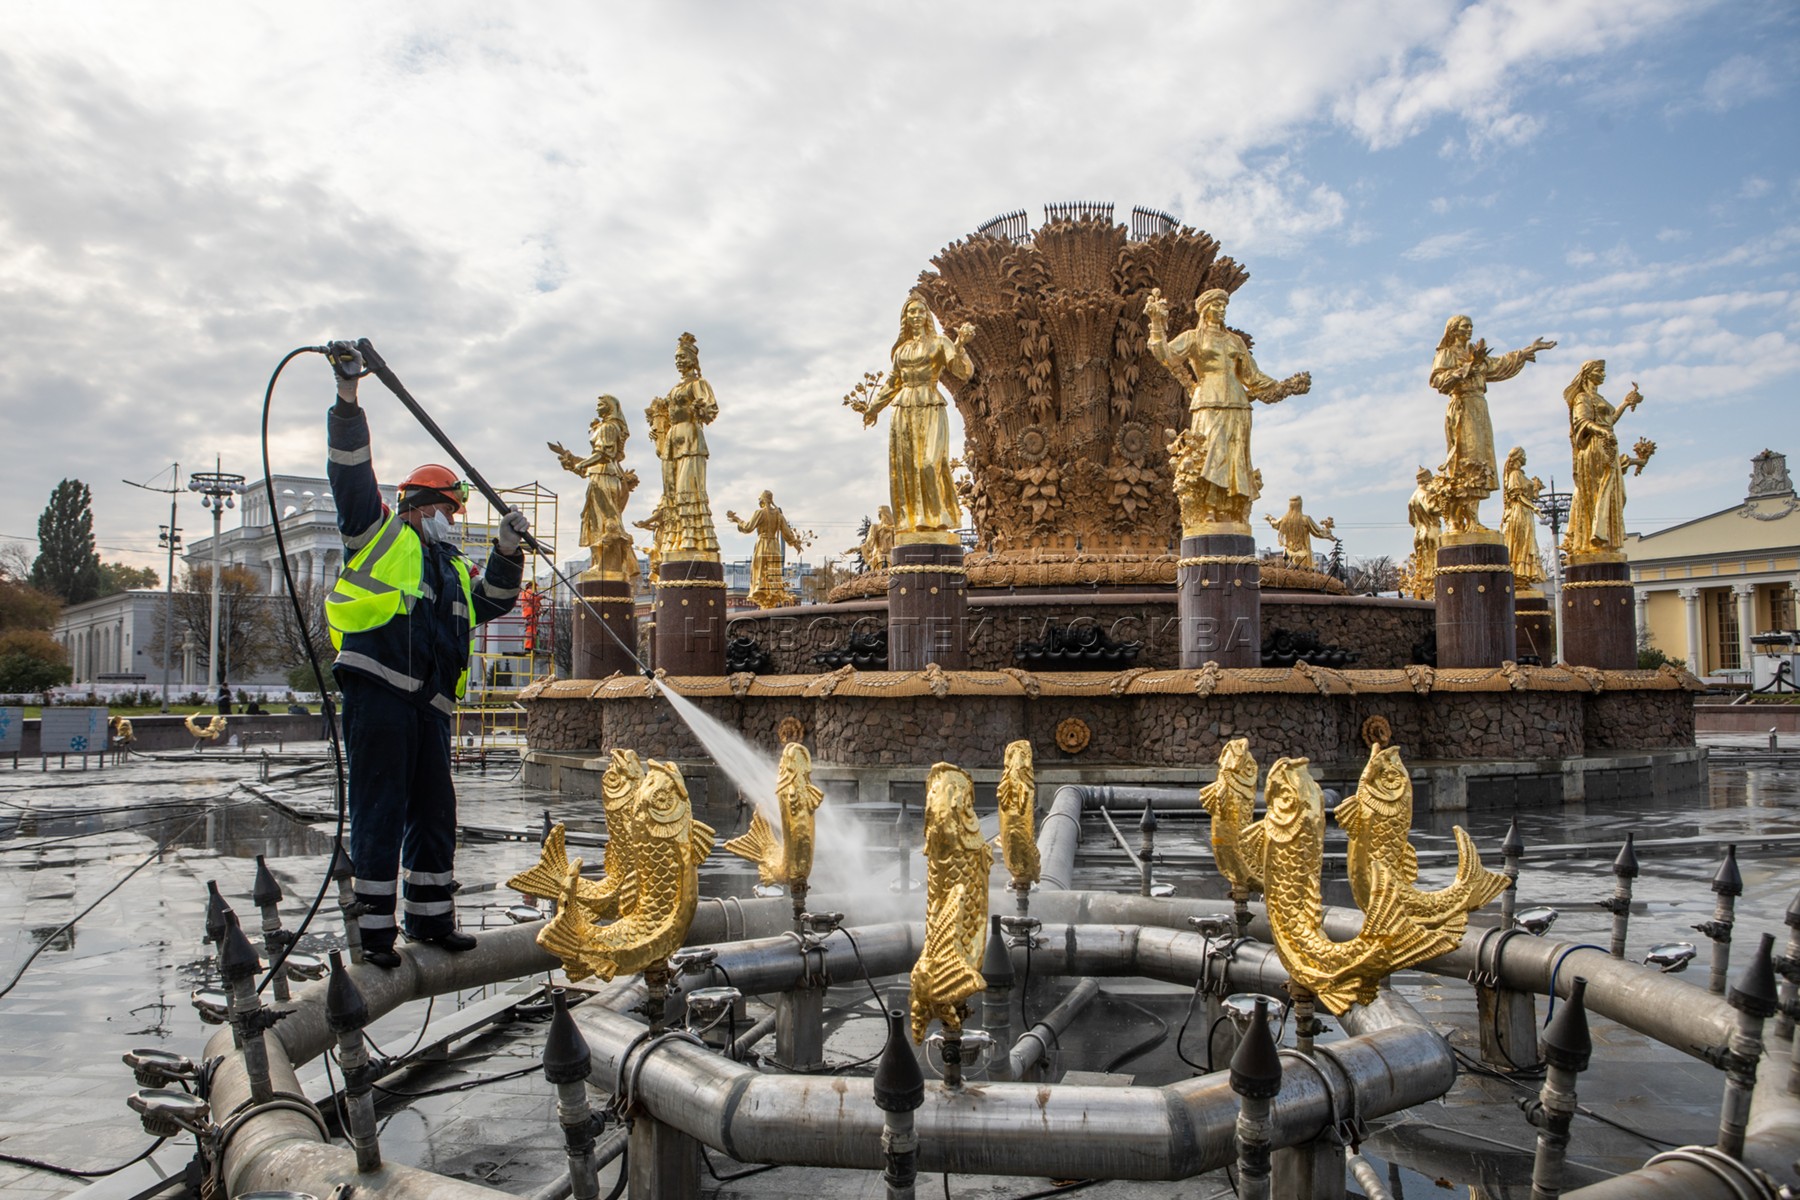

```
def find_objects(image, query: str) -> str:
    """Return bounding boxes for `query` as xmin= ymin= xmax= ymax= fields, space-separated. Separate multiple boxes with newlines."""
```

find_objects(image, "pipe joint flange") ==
xmin=1596 ymin=894 xmax=1631 ymax=916
xmin=1644 ymin=1146 xmax=1781 ymax=1200
xmin=1694 ymin=917 xmax=1735 ymax=943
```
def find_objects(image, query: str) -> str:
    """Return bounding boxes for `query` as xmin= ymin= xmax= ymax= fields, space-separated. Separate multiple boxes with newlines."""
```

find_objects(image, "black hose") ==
xmin=254 ymin=346 xmax=349 ymax=996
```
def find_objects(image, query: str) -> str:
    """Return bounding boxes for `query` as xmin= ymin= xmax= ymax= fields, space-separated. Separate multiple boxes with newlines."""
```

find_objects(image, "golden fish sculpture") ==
xmin=1199 ymin=738 xmax=1263 ymax=896
xmin=1333 ymin=744 xmax=1509 ymax=938
xmin=723 ymin=742 xmax=824 ymax=889
xmin=1254 ymin=757 xmax=1458 ymax=1014
xmin=184 ymin=713 xmax=227 ymax=741
xmin=910 ymin=763 xmax=992 ymax=1044
xmin=537 ymin=760 xmax=715 ymax=983
xmin=994 ymin=739 xmax=1039 ymax=891
xmin=507 ymin=749 xmax=645 ymax=920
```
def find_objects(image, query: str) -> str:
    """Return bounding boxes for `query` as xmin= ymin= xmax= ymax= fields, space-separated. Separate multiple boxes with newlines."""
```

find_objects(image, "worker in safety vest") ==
xmin=325 ymin=348 xmax=528 ymax=969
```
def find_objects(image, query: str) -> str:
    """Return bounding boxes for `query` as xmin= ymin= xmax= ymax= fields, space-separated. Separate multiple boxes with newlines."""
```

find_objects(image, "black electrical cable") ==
xmin=1100 ymin=993 xmax=1169 ymax=1074
xmin=0 ymin=1138 xmax=169 ymax=1179
xmin=363 ymin=995 xmax=435 ymax=1064
xmin=254 ymin=346 xmax=349 ymax=997
xmin=1448 ymin=1046 xmax=1683 ymax=1147
xmin=1021 ymin=935 xmax=1035 ymax=1030
xmin=699 ymin=1145 xmax=782 ymax=1182
xmin=368 ymin=1062 xmax=542 ymax=1099
xmin=1175 ymin=980 xmax=1210 ymax=1073
xmin=0 ymin=812 xmax=206 ymax=1000
xmin=1006 ymin=1179 xmax=1104 ymax=1199
xmin=834 ymin=925 xmax=887 ymax=1010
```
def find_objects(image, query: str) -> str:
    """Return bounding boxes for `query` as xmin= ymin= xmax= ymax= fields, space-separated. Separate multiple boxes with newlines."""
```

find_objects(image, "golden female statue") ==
xmin=1562 ymin=360 xmax=1651 ymax=557
xmin=1265 ymin=495 xmax=1337 ymax=569
xmin=726 ymin=490 xmax=812 ymax=608
xmin=910 ymin=762 xmax=991 ymax=1043
xmin=646 ymin=333 xmax=720 ymax=558
xmin=1146 ymin=287 xmax=1310 ymax=532
xmin=1404 ymin=467 xmax=1442 ymax=595
xmin=844 ymin=505 xmax=895 ymax=573
xmin=550 ymin=395 xmax=639 ymax=581
xmin=1430 ymin=315 xmax=1555 ymax=533
xmin=851 ymin=294 xmax=973 ymax=544
xmin=1500 ymin=447 xmax=1547 ymax=587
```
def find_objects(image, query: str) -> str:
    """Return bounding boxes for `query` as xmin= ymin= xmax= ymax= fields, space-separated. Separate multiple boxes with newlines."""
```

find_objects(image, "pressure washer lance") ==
xmin=327 ymin=840 xmax=364 ymax=965
xmin=1695 ymin=843 xmax=1742 ymax=996
xmin=219 ymin=912 xmax=275 ymax=1105
xmin=1138 ymin=803 xmax=1158 ymax=898
xmin=252 ymin=855 xmax=293 ymax=1003
xmin=1229 ymin=995 xmax=1283 ymax=1200
xmin=1522 ymin=975 xmax=1592 ymax=1200
xmin=980 ymin=914 xmax=1014 ymax=1035
xmin=1598 ymin=834 xmax=1638 ymax=960
xmin=1500 ymin=817 xmax=1524 ymax=929
xmin=874 ymin=1004 xmax=925 ymax=1200
xmin=325 ymin=950 xmax=382 ymax=1173
xmin=543 ymin=989 xmax=602 ymax=1200
xmin=328 ymin=338 xmax=654 ymax=680
xmin=1717 ymin=931 xmax=1780 ymax=1158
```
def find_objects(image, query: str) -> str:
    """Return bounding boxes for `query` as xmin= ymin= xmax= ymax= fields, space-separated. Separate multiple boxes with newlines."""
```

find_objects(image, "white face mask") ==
xmin=419 ymin=510 xmax=452 ymax=545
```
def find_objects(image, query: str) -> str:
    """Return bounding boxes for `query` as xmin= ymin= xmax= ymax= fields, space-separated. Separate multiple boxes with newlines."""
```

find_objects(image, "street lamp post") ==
xmin=124 ymin=464 xmax=182 ymax=712
xmin=1537 ymin=476 xmax=1574 ymax=665
xmin=189 ymin=460 xmax=246 ymax=709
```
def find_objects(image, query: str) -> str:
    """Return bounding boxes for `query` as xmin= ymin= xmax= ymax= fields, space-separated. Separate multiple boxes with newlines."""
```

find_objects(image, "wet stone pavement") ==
xmin=0 ymin=736 xmax=1795 ymax=1198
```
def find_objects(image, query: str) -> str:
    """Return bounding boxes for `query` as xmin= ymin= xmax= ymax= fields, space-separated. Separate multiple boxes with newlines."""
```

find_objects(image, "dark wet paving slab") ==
xmin=1 ymin=743 xmax=1795 ymax=1197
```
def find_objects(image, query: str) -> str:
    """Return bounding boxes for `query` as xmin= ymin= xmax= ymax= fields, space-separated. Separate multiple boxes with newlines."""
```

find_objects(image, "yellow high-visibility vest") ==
xmin=326 ymin=513 xmax=476 ymax=697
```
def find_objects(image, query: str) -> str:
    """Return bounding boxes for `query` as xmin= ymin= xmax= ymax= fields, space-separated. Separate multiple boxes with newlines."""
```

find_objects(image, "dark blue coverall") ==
xmin=327 ymin=401 xmax=523 ymax=949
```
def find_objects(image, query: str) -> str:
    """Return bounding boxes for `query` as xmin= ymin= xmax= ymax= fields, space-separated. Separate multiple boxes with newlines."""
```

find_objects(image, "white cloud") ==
xmin=1700 ymin=53 xmax=1783 ymax=112
xmin=1405 ymin=230 xmax=1482 ymax=261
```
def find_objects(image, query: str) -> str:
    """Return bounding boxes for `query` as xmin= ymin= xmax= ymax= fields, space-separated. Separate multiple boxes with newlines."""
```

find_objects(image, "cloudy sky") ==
xmin=1 ymin=0 xmax=1795 ymax=579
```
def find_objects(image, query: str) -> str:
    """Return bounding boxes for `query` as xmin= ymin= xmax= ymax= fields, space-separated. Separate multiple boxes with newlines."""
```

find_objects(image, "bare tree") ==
xmin=146 ymin=565 xmax=276 ymax=678
xmin=1348 ymin=555 xmax=1401 ymax=595
xmin=267 ymin=574 xmax=334 ymax=681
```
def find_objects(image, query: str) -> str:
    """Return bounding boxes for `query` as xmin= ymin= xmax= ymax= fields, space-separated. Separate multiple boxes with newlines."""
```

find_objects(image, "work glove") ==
xmin=326 ymin=341 xmax=364 ymax=405
xmin=497 ymin=509 xmax=530 ymax=556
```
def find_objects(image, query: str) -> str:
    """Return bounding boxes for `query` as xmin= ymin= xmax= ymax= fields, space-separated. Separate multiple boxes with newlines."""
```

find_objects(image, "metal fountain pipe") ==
xmin=201 ymin=1008 xmax=533 ymax=1199
xmin=543 ymin=989 xmax=601 ymax=1200
xmin=1002 ymin=977 xmax=1099 ymax=1082
xmin=729 ymin=1010 xmax=779 ymax=1059
xmin=571 ymin=988 xmax=1452 ymax=1180
xmin=1527 ymin=976 xmax=1592 ymax=1200
xmin=1038 ymin=786 xmax=1087 ymax=891
xmin=328 ymin=840 xmax=364 ymax=964
xmin=873 ymin=1005 xmax=925 ymax=1200
xmin=266 ymin=922 xmax=564 ymax=1066
xmin=1500 ymin=817 xmax=1524 ymax=928
xmin=980 ymin=915 xmax=1014 ymax=1035
xmin=1247 ymin=909 xmax=1739 ymax=1064
xmin=1600 ymin=835 xmax=1637 ymax=960
xmin=1138 ymin=804 xmax=1158 ymax=897
xmin=1229 ymin=996 xmax=1282 ymax=1200
xmin=219 ymin=913 xmax=273 ymax=1104
xmin=325 ymin=949 xmax=381 ymax=1173
xmin=1347 ymin=1154 xmax=1397 ymax=1200
xmin=1774 ymin=890 xmax=1800 ymax=1047
xmin=253 ymin=854 xmax=291 ymax=1003
xmin=1698 ymin=844 xmax=1743 ymax=996
xmin=1718 ymin=932 xmax=1780 ymax=1158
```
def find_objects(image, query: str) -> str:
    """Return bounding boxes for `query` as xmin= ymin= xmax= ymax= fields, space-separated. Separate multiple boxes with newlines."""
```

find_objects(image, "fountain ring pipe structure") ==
xmin=575 ymin=988 xmax=1451 ymax=1181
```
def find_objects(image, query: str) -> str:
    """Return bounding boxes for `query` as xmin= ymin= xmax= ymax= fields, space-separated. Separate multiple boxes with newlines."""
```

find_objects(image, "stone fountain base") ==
xmin=519 ymin=663 xmax=1705 ymax=811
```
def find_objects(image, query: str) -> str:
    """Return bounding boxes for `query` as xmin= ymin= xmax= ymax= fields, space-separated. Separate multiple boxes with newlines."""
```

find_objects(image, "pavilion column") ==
xmin=1680 ymin=588 xmax=1702 ymax=674
xmin=1734 ymin=583 xmax=1757 ymax=672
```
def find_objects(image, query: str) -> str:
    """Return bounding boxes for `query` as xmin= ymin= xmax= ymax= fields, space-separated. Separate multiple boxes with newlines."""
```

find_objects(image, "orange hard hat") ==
xmin=397 ymin=464 xmax=469 ymax=513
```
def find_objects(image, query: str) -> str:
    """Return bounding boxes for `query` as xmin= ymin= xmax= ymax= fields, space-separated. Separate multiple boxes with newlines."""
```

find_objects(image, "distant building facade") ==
xmin=1627 ymin=450 xmax=1800 ymax=682
xmin=55 ymin=590 xmax=171 ymax=685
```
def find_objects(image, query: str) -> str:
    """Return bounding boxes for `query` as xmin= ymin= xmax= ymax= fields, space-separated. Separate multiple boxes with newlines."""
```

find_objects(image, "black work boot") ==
xmin=363 ymin=944 xmax=402 ymax=970
xmin=418 ymin=930 xmax=477 ymax=953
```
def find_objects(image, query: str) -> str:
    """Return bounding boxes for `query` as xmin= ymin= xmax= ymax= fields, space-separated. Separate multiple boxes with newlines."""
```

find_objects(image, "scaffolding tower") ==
xmin=454 ymin=482 xmax=561 ymax=768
